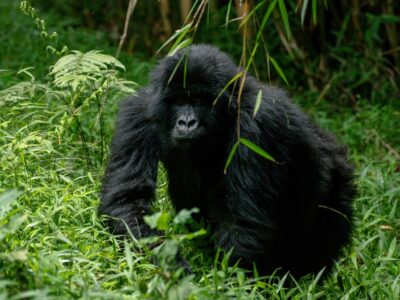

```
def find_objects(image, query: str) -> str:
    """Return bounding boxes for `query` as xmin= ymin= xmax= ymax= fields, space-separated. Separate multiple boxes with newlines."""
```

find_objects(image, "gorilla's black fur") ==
xmin=100 ymin=45 xmax=355 ymax=278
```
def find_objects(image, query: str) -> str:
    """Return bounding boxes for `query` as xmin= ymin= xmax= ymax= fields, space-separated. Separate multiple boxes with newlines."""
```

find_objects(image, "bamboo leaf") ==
xmin=240 ymin=138 xmax=276 ymax=162
xmin=278 ymin=0 xmax=291 ymax=38
xmin=245 ymin=42 xmax=259 ymax=71
xmin=269 ymin=56 xmax=289 ymax=85
xmin=156 ymin=23 xmax=191 ymax=55
xmin=224 ymin=141 xmax=240 ymax=174
xmin=225 ymin=0 xmax=234 ymax=27
xmin=312 ymin=0 xmax=318 ymax=25
xmin=253 ymin=89 xmax=263 ymax=117
xmin=169 ymin=38 xmax=193 ymax=56
xmin=213 ymin=71 xmax=243 ymax=105
xmin=255 ymin=0 xmax=277 ymax=42
xmin=300 ymin=0 xmax=309 ymax=26
xmin=240 ymin=0 xmax=267 ymax=29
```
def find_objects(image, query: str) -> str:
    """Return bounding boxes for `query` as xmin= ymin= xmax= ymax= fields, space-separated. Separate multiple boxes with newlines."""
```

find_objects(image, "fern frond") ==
xmin=0 ymin=82 xmax=46 ymax=107
xmin=50 ymin=50 xmax=125 ymax=91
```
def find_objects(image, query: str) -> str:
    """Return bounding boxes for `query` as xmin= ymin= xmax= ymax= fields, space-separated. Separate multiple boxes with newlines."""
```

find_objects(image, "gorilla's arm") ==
xmin=213 ymin=88 xmax=309 ymax=270
xmin=215 ymin=146 xmax=280 ymax=269
xmin=213 ymin=107 xmax=284 ymax=269
xmin=100 ymin=92 xmax=159 ymax=237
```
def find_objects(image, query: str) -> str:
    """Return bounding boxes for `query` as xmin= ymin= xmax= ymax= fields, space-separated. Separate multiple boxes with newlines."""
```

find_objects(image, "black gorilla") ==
xmin=100 ymin=45 xmax=355 ymax=278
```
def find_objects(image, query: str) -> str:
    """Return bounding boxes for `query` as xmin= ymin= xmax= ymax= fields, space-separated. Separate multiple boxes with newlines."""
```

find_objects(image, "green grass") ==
xmin=1 ymin=98 xmax=399 ymax=299
xmin=1 ymin=2 xmax=400 ymax=299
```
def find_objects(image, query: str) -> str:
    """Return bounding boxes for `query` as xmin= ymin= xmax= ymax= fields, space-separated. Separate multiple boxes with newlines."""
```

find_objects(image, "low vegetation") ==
xmin=0 ymin=1 xmax=399 ymax=299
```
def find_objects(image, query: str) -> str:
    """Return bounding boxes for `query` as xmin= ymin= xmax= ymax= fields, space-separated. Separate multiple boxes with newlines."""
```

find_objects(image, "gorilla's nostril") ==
xmin=188 ymin=119 xmax=197 ymax=128
xmin=177 ymin=117 xmax=197 ymax=132
xmin=178 ymin=119 xmax=187 ymax=127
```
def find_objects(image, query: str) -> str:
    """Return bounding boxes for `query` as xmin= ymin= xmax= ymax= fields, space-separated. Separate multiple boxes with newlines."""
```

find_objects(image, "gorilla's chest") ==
xmin=163 ymin=156 xmax=227 ymax=219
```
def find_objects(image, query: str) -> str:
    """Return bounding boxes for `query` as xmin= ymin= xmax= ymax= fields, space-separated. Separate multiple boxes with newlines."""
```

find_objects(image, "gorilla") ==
xmin=100 ymin=45 xmax=355 ymax=278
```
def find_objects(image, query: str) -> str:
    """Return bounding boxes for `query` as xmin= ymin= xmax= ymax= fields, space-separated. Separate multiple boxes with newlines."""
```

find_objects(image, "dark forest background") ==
xmin=33 ymin=0 xmax=400 ymax=105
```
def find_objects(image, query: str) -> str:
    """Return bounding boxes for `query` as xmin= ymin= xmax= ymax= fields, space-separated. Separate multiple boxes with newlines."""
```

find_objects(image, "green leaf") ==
xmin=269 ymin=56 xmax=289 ymax=85
xmin=0 ymin=82 xmax=46 ymax=107
xmin=278 ymin=0 xmax=291 ymax=38
xmin=156 ymin=212 xmax=171 ymax=231
xmin=300 ymin=0 xmax=309 ymax=26
xmin=213 ymin=72 xmax=243 ymax=105
xmin=50 ymin=50 xmax=126 ymax=90
xmin=253 ymin=89 xmax=263 ymax=117
xmin=225 ymin=0 xmax=234 ymax=27
xmin=156 ymin=23 xmax=191 ymax=55
xmin=0 ymin=189 xmax=23 ymax=218
xmin=168 ymin=281 xmax=197 ymax=300
xmin=239 ymin=138 xmax=276 ymax=162
xmin=167 ymin=50 xmax=188 ymax=86
xmin=182 ymin=229 xmax=207 ymax=240
xmin=240 ymin=0 xmax=267 ymax=29
xmin=224 ymin=141 xmax=240 ymax=174
xmin=237 ymin=270 xmax=245 ymax=286
xmin=312 ymin=0 xmax=318 ymax=25
xmin=168 ymin=38 xmax=193 ymax=56
xmin=0 ymin=214 xmax=28 ymax=241
xmin=387 ymin=237 xmax=397 ymax=258
xmin=144 ymin=211 xmax=170 ymax=231
xmin=173 ymin=208 xmax=199 ymax=225
xmin=138 ymin=280 xmax=148 ymax=294
xmin=142 ymin=214 xmax=158 ymax=228
xmin=17 ymin=67 xmax=35 ymax=81
xmin=245 ymin=42 xmax=260 ymax=71
xmin=156 ymin=240 xmax=179 ymax=261
xmin=255 ymin=0 xmax=276 ymax=42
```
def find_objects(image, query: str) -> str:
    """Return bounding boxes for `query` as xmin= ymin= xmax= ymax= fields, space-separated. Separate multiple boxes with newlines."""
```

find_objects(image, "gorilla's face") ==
xmin=155 ymin=85 xmax=231 ymax=150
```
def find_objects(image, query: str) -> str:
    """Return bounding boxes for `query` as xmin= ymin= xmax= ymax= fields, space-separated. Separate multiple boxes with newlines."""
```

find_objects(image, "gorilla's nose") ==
xmin=176 ymin=116 xmax=198 ymax=134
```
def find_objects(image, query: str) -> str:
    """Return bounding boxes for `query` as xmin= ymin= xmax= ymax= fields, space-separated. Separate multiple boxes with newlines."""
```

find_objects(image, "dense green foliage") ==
xmin=1 ymin=1 xmax=399 ymax=299
xmin=29 ymin=0 xmax=400 ymax=105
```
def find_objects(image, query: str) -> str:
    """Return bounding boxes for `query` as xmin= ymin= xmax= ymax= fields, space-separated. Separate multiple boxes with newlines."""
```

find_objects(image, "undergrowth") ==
xmin=0 ymin=1 xmax=399 ymax=299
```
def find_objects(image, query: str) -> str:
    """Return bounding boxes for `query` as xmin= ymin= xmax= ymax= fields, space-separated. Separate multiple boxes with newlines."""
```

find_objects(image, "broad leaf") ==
xmin=144 ymin=211 xmax=171 ymax=231
xmin=173 ymin=207 xmax=199 ymax=224
xmin=240 ymin=138 xmax=276 ymax=162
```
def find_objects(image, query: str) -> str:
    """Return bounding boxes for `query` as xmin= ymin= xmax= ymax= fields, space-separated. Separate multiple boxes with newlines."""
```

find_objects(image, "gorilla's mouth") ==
xmin=172 ymin=133 xmax=198 ymax=144
xmin=171 ymin=127 xmax=206 ymax=145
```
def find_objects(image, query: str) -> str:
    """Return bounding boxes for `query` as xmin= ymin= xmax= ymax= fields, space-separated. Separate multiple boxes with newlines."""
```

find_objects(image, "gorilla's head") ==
xmin=151 ymin=45 xmax=239 ymax=150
